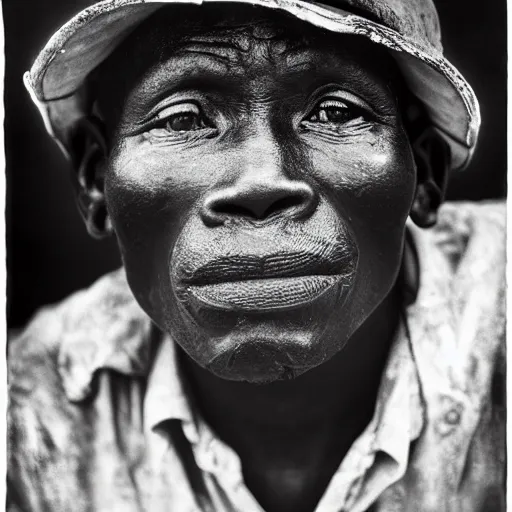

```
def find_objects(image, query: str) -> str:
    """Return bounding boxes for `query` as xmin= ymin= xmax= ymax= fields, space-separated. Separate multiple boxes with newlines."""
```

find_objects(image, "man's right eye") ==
xmin=165 ymin=112 xmax=206 ymax=132
xmin=151 ymin=102 xmax=212 ymax=134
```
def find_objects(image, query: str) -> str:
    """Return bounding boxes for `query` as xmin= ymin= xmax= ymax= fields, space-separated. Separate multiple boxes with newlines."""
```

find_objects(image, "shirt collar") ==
xmin=142 ymin=312 xmax=425 ymax=468
xmin=143 ymin=334 xmax=198 ymax=442
xmin=303 ymin=317 xmax=424 ymax=512
xmin=330 ymin=318 xmax=424 ymax=478
xmin=56 ymin=268 xmax=155 ymax=402
xmin=371 ymin=318 xmax=424 ymax=461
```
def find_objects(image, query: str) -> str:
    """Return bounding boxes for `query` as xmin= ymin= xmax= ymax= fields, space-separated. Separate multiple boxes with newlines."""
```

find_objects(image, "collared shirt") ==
xmin=143 ymin=320 xmax=424 ymax=512
xmin=8 ymin=201 xmax=506 ymax=512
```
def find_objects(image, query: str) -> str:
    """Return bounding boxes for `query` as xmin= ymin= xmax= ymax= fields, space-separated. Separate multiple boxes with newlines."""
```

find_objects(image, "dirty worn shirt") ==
xmin=8 ymin=201 xmax=506 ymax=512
xmin=143 ymin=318 xmax=423 ymax=512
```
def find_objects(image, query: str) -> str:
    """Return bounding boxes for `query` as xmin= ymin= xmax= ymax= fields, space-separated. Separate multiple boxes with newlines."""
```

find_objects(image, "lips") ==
xmin=187 ymin=275 xmax=344 ymax=312
xmin=179 ymin=249 xmax=355 ymax=313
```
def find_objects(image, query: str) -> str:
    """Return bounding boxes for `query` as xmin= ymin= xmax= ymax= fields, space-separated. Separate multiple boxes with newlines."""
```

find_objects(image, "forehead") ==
xmin=94 ymin=5 xmax=402 ymax=117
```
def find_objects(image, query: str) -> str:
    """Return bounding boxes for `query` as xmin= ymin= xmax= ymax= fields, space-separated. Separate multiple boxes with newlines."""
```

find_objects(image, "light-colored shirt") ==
xmin=143 ymin=319 xmax=423 ymax=512
xmin=8 ymin=201 xmax=506 ymax=511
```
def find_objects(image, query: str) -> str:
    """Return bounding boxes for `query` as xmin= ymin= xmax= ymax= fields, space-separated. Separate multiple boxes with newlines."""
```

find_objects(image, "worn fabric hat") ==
xmin=24 ymin=0 xmax=480 ymax=170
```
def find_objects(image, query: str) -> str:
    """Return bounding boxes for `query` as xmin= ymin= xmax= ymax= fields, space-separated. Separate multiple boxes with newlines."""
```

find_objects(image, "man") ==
xmin=8 ymin=1 xmax=505 ymax=511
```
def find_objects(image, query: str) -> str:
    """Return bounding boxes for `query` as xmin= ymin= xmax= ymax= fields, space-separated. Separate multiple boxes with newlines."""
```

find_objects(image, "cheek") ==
xmin=346 ymin=133 xmax=416 ymax=269
xmin=103 ymin=142 xmax=214 ymax=312
xmin=311 ymin=127 xmax=414 ymax=206
xmin=106 ymin=140 xmax=213 ymax=217
xmin=310 ymin=128 xmax=415 ymax=231
xmin=308 ymin=128 xmax=416 ymax=306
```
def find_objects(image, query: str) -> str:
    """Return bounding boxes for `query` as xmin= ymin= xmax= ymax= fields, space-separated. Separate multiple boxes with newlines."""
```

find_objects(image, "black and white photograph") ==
xmin=4 ymin=0 xmax=507 ymax=510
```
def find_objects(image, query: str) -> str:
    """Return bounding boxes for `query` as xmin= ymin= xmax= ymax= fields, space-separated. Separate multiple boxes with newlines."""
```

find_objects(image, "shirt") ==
xmin=143 ymin=319 xmax=423 ymax=512
xmin=7 ymin=201 xmax=506 ymax=512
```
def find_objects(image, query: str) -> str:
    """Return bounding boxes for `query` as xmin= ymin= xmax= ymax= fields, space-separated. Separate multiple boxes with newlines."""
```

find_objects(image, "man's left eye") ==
xmin=306 ymin=100 xmax=362 ymax=124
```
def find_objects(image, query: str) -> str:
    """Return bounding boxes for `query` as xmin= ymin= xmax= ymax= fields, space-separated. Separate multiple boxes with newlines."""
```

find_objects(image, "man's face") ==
xmin=97 ymin=7 xmax=416 ymax=383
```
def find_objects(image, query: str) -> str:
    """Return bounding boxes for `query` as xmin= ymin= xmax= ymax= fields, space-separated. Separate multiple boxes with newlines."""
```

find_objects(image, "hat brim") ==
xmin=24 ymin=0 xmax=480 ymax=170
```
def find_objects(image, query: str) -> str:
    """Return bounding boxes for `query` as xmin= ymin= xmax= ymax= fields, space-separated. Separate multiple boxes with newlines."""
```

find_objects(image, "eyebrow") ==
xmin=173 ymin=40 xmax=244 ymax=65
xmin=124 ymin=55 xmax=242 ymax=118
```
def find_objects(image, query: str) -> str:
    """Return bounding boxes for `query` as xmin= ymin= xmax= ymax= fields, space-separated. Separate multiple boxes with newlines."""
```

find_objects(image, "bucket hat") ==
xmin=24 ymin=0 xmax=480 ymax=170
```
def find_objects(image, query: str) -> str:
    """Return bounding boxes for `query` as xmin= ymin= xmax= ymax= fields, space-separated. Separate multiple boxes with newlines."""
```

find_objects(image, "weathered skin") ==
xmin=94 ymin=7 xmax=417 ymax=384
xmin=70 ymin=7 xmax=447 ymax=512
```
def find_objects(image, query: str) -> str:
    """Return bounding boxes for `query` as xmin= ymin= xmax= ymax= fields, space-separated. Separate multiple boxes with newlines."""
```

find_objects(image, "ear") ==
xmin=409 ymin=125 xmax=450 ymax=228
xmin=68 ymin=116 xmax=112 ymax=239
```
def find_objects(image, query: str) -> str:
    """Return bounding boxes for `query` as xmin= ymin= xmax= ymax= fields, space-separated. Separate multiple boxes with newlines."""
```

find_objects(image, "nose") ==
xmin=200 ymin=140 xmax=318 ymax=226
xmin=202 ymin=181 xmax=317 ymax=225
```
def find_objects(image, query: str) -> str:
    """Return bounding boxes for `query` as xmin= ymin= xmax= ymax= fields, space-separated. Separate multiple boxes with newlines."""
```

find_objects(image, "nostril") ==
xmin=212 ymin=203 xmax=258 ymax=219
xmin=262 ymin=195 xmax=305 ymax=219
xmin=213 ymin=194 xmax=308 ymax=221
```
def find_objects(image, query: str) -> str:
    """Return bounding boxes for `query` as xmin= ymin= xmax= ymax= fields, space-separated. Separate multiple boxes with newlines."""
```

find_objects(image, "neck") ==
xmin=179 ymin=287 xmax=401 ymax=453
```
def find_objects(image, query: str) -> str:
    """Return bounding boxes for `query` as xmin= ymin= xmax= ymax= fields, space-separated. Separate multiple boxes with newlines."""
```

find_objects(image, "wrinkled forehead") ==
xmin=93 ymin=4 xmax=401 ymax=95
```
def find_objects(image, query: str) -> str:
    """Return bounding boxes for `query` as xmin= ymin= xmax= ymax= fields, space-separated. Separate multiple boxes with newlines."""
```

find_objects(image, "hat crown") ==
xmin=54 ymin=0 xmax=443 ymax=51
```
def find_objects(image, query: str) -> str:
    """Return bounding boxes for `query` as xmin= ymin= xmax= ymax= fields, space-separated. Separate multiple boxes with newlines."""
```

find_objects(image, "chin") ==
xmin=157 ymin=275 xmax=356 ymax=382
xmin=203 ymin=337 xmax=320 ymax=383
xmin=185 ymin=311 xmax=341 ymax=382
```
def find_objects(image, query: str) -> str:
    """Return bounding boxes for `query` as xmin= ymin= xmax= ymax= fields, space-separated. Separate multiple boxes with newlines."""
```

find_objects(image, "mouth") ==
xmin=177 ymin=236 xmax=356 ymax=313
xmin=180 ymin=248 xmax=352 ymax=283
xmin=185 ymin=274 xmax=345 ymax=312
xmin=180 ymin=248 xmax=354 ymax=313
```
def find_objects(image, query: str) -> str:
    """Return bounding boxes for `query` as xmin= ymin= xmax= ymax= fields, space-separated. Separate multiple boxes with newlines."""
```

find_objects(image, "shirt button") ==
xmin=444 ymin=408 xmax=461 ymax=425
xmin=435 ymin=395 xmax=464 ymax=436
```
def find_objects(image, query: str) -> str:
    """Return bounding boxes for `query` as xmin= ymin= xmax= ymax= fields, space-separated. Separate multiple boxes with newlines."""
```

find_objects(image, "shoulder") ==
xmin=409 ymin=200 xmax=506 ymax=411
xmin=9 ymin=267 xmax=152 ymax=399
xmin=433 ymin=200 xmax=506 ymax=320
xmin=406 ymin=202 xmax=506 ymax=503
xmin=411 ymin=200 xmax=506 ymax=299
xmin=8 ymin=267 xmax=127 ymax=414
xmin=432 ymin=200 xmax=506 ymax=267
xmin=8 ymin=268 xmax=153 ymax=509
xmin=8 ymin=270 xmax=150 ymax=459
xmin=8 ymin=268 xmax=140 ymax=399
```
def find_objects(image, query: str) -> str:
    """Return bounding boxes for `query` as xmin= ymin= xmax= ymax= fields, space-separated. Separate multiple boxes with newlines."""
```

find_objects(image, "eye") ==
xmin=153 ymin=103 xmax=211 ymax=133
xmin=306 ymin=99 xmax=364 ymax=125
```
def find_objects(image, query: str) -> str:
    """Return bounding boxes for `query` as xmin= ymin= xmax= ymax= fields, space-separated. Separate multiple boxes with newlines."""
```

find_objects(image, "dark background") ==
xmin=4 ymin=0 xmax=507 ymax=328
